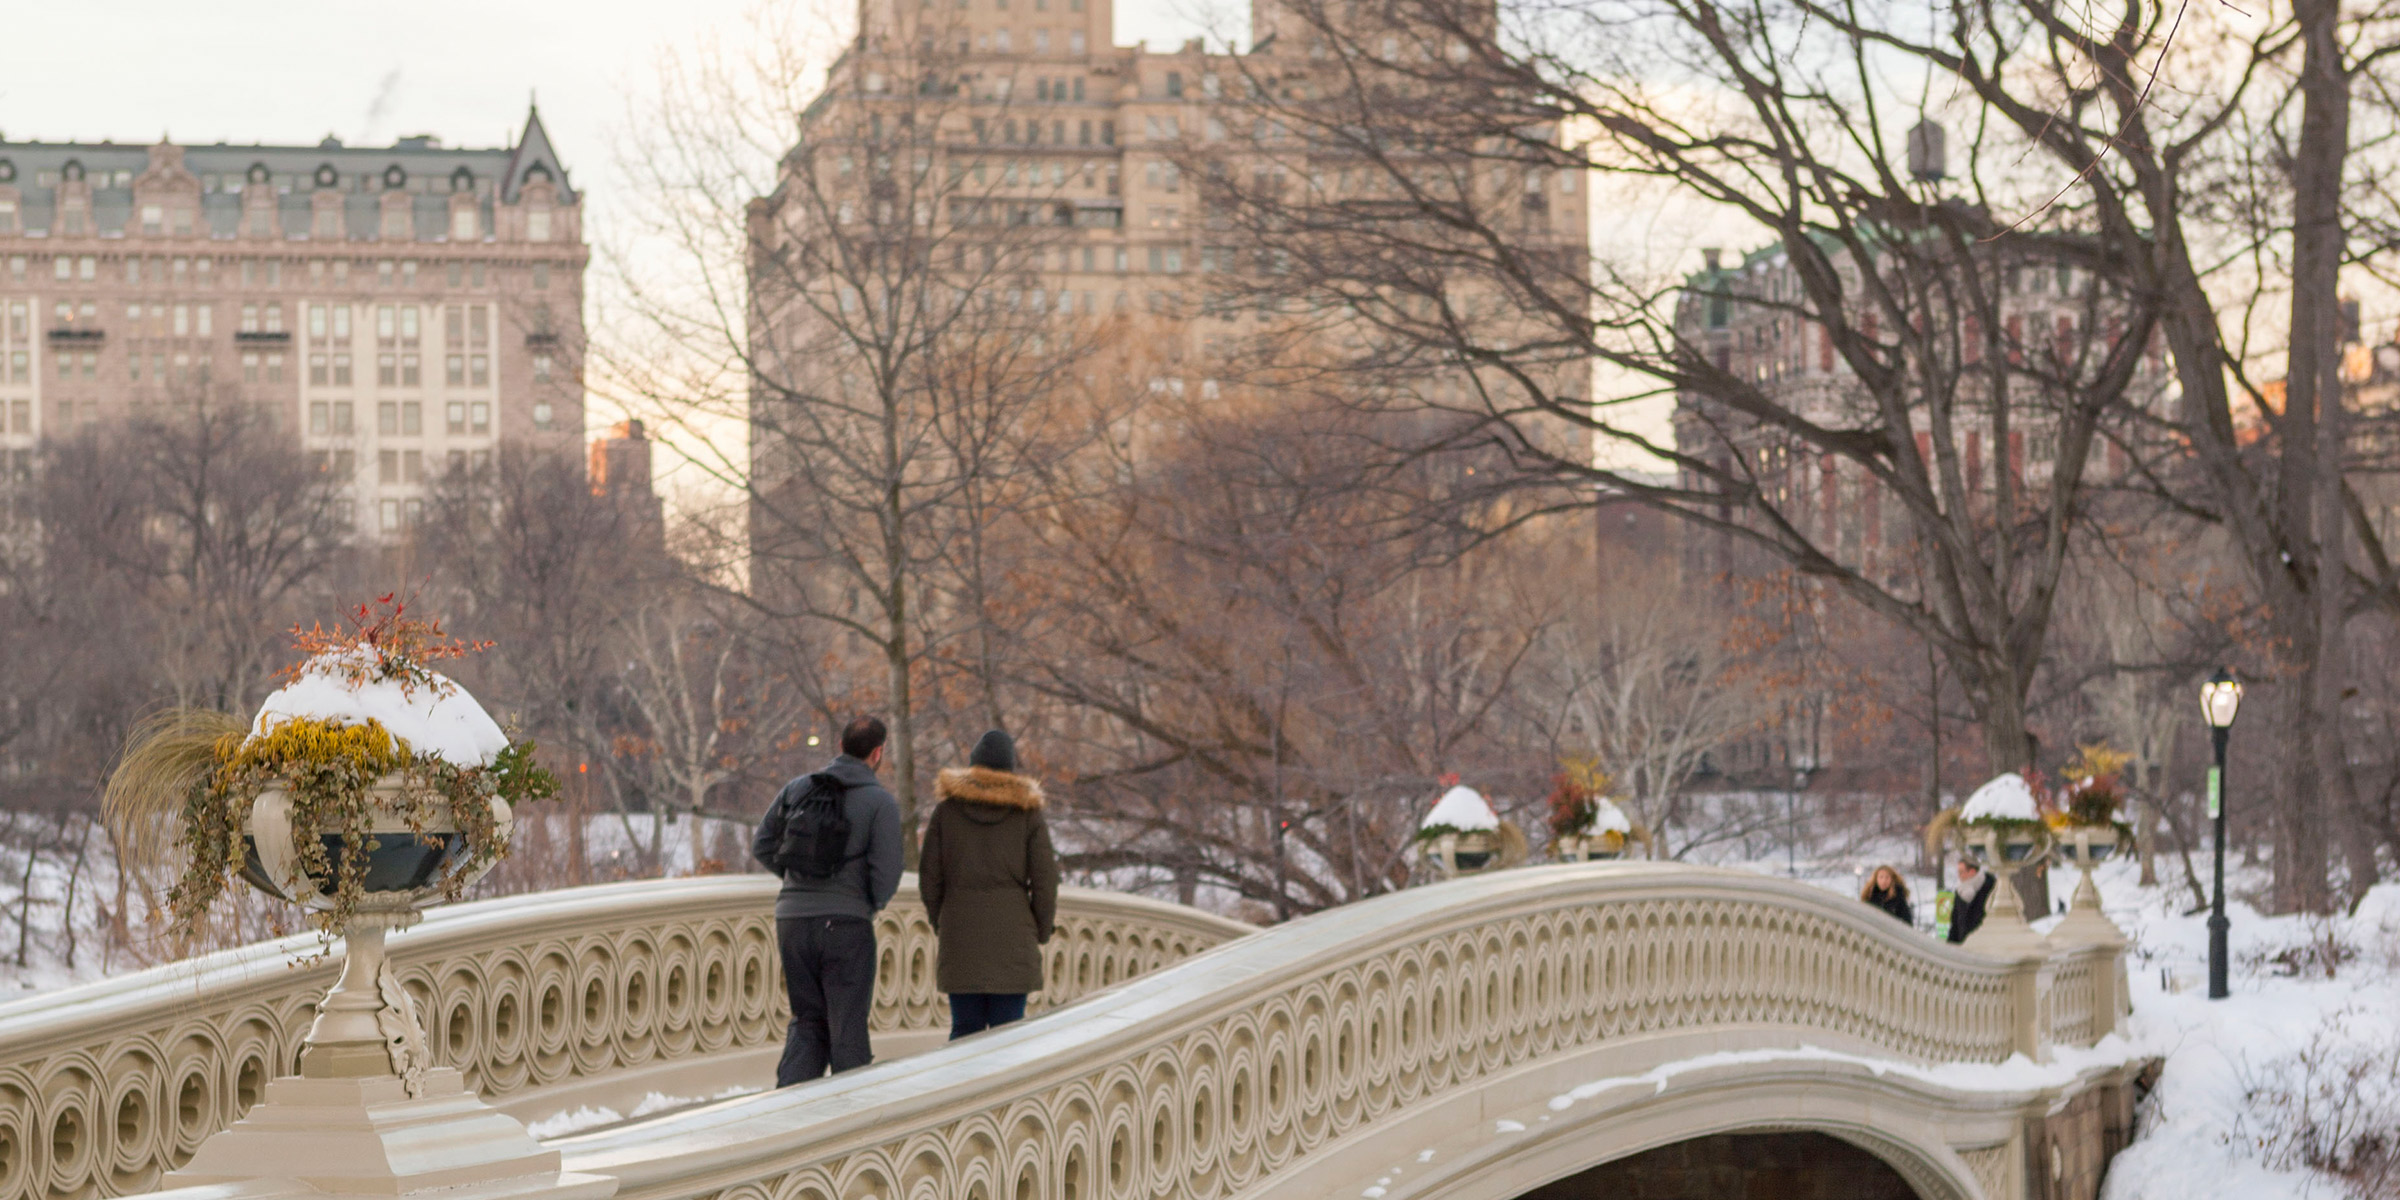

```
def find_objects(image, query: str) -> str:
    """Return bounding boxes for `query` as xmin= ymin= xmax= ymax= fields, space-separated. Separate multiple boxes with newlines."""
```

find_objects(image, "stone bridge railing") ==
xmin=547 ymin=863 xmax=2132 ymax=1200
xmin=0 ymin=875 xmax=1253 ymax=1200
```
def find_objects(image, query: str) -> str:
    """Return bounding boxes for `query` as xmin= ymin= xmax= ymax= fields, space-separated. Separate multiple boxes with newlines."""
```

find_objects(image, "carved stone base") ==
xmin=167 ymin=1068 xmax=618 ymax=1200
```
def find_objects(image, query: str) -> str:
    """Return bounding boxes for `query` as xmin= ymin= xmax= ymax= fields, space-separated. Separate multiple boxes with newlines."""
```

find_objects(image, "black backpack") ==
xmin=773 ymin=773 xmax=855 ymax=880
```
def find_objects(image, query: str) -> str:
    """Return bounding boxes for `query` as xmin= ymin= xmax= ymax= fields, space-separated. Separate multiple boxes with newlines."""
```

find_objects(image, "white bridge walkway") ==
xmin=0 ymin=865 xmax=2147 ymax=1200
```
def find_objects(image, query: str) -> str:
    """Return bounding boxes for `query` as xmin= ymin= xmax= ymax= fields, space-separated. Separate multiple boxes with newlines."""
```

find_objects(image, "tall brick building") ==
xmin=745 ymin=0 xmax=1592 ymax=496
xmin=0 ymin=108 xmax=585 ymax=535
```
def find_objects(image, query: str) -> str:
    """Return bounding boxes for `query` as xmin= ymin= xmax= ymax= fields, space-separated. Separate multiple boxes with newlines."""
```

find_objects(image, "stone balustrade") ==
xmin=0 ymin=875 xmax=1253 ymax=1200
xmin=544 ymin=864 xmax=2133 ymax=1200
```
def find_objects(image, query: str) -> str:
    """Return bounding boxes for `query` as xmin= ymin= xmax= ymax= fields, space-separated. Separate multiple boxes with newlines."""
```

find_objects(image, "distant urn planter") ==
xmin=1542 ymin=762 xmax=1644 ymax=864
xmin=1416 ymin=782 xmax=1525 ymax=878
xmin=2048 ymin=745 xmax=2137 ymax=949
xmin=1923 ymin=773 xmax=2054 ymax=956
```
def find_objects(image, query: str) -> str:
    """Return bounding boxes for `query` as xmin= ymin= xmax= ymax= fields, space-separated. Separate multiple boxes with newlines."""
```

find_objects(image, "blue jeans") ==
xmin=948 ymin=992 xmax=1028 ymax=1040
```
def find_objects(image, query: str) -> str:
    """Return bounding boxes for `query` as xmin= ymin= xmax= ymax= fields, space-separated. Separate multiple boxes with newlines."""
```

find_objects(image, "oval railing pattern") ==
xmin=554 ymin=864 xmax=2123 ymax=1200
xmin=0 ymin=874 xmax=1253 ymax=1200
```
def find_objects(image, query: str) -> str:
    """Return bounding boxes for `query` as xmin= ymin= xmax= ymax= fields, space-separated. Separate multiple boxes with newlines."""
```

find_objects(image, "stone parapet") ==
xmin=0 ymin=874 xmax=1251 ymax=1200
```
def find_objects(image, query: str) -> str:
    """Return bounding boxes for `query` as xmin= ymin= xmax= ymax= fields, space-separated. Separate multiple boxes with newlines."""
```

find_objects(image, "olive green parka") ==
xmin=919 ymin=766 xmax=1061 ymax=995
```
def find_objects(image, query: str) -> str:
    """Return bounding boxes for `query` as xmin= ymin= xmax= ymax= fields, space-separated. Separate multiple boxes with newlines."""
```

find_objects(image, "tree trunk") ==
xmin=1976 ymin=679 xmax=2051 ymax=916
xmin=2279 ymin=0 xmax=2350 ymax=914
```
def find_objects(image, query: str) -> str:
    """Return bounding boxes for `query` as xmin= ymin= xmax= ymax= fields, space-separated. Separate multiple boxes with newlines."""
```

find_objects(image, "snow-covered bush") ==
xmin=2242 ymin=1005 xmax=2400 ymax=1198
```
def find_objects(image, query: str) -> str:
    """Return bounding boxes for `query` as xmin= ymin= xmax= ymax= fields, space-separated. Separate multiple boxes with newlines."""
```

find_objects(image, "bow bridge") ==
xmin=0 ymin=864 xmax=2145 ymax=1200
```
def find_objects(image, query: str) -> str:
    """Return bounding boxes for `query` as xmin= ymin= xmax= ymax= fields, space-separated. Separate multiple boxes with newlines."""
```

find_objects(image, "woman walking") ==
xmin=1860 ymin=865 xmax=1914 ymax=927
xmin=919 ymin=729 xmax=1062 ymax=1039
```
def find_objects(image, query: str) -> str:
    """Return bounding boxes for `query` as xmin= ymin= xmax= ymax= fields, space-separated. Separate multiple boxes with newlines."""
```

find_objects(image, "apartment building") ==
xmin=1672 ymin=236 xmax=2176 ymax=583
xmin=745 ymin=0 xmax=1591 ymax=485
xmin=0 ymin=108 xmax=585 ymax=535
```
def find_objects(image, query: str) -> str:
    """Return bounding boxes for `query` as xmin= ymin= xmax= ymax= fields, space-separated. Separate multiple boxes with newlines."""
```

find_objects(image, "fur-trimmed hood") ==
xmin=936 ymin=765 xmax=1044 ymax=810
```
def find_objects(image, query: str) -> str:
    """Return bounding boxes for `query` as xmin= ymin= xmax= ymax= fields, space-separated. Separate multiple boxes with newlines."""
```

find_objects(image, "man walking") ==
xmin=753 ymin=715 xmax=903 ymax=1086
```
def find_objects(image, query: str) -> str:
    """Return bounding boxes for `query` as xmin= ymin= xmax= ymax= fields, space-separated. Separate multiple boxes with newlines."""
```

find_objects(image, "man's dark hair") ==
xmin=840 ymin=715 xmax=889 ymax=760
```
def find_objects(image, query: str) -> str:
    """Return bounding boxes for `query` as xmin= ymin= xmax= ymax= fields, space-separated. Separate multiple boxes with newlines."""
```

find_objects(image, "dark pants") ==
xmin=776 ymin=916 xmax=877 ymax=1086
xmin=948 ymin=992 xmax=1028 ymax=1040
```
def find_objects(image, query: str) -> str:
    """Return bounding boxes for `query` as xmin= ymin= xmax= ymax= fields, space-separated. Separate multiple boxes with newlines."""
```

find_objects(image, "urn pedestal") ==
xmin=2048 ymin=823 xmax=2131 ymax=948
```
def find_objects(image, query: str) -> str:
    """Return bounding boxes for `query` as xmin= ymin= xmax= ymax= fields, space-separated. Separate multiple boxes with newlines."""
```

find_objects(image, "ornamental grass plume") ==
xmin=102 ymin=707 xmax=247 ymax=875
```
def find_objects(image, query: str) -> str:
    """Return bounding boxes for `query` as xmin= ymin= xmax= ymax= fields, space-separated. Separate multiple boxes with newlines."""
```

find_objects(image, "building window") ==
xmin=470 ymin=355 xmax=488 ymax=387
xmin=266 ymin=303 xmax=284 ymax=333
xmin=533 ymin=403 xmax=553 ymax=431
xmin=242 ymin=352 xmax=260 ymax=382
xmin=452 ymin=209 xmax=478 ymax=241
xmin=470 ymin=401 xmax=490 ymax=434
xmin=534 ymin=353 xmax=553 ymax=382
xmin=334 ymin=354 xmax=353 ymax=386
xmin=446 ymin=401 xmax=466 ymax=433
xmin=310 ymin=354 xmax=328 ymax=386
xmin=532 ymin=263 xmax=551 ymax=290
xmin=527 ymin=210 xmax=553 ymax=243
xmin=378 ymin=354 xmax=397 ymax=387
xmin=333 ymin=401 xmax=354 ymax=434
xmin=403 ymin=450 xmax=423 ymax=483
xmin=142 ymin=205 xmax=163 ymax=236
xmin=241 ymin=304 xmax=260 ymax=333
xmin=380 ymin=499 xmax=400 ymax=531
xmin=401 ymin=401 xmax=421 ymax=434
xmin=379 ymin=401 xmax=399 ymax=435
xmin=379 ymin=449 xmax=399 ymax=484
xmin=402 ymin=354 xmax=420 ymax=387
xmin=446 ymin=355 xmax=465 ymax=387
xmin=266 ymin=352 xmax=284 ymax=382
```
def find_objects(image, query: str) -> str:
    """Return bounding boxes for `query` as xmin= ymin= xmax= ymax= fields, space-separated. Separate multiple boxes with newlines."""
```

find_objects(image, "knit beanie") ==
xmin=970 ymin=729 xmax=1017 ymax=772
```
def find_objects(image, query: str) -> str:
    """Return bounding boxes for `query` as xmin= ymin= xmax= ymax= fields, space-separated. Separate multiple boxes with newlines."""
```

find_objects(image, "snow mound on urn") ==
xmin=1590 ymin=797 xmax=1633 ymax=836
xmin=1960 ymin=773 xmax=2040 ymax=822
xmin=249 ymin=652 xmax=509 ymax=768
xmin=1423 ymin=785 xmax=1500 ymax=832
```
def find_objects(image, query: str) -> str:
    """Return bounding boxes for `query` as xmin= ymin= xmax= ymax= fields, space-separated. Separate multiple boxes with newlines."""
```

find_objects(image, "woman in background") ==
xmin=1861 ymin=864 xmax=1914 ymax=927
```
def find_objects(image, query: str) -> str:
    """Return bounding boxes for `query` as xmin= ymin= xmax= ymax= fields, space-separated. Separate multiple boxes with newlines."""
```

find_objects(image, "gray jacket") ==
xmin=751 ymin=755 xmax=903 ymax=921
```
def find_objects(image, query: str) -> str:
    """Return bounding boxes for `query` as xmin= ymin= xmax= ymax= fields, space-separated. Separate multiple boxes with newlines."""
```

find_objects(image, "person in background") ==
xmin=1860 ymin=864 xmax=1913 ymax=926
xmin=752 ymin=715 xmax=903 ymax=1086
xmin=919 ymin=729 xmax=1060 ymax=1040
xmin=1946 ymin=859 xmax=1995 ymax=945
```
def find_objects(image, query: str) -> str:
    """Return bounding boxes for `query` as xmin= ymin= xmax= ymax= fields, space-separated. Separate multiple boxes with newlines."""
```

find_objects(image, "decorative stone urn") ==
xmin=1959 ymin=820 xmax=2053 ymax=957
xmin=1423 ymin=829 xmax=1501 ymax=875
xmin=241 ymin=778 xmax=513 ymax=1087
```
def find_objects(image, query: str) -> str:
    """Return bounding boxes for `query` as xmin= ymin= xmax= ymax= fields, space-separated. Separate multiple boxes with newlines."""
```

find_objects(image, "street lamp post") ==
xmin=2200 ymin=667 xmax=2243 ymax=1000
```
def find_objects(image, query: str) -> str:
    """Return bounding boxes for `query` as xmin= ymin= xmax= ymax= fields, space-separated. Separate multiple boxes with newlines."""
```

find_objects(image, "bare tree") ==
xmin=1526 ymin=549 xmax=1772 ymax=857
xmin=1001 ymin=374 xmax=1562 ymax=917
xmin=1193 ymin=0 xmax=2180 ymax=797
xmin=608 ymin=5 xmax=1108 ymax=851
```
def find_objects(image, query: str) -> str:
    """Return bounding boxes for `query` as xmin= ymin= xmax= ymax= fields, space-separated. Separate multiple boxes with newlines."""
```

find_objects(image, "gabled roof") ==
xmin=501 ymin=103 xmax=574 ymax=204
